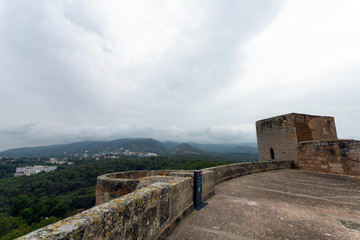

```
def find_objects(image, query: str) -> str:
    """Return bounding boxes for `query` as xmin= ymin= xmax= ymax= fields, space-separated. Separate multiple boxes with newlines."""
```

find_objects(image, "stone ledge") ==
xmin=203 ymin=160 xmax=293 ymax=184
xmin=18 ymin=161 xmax=293 ymax=240
xmin=19 ymin=178 xmax=192 ymax=240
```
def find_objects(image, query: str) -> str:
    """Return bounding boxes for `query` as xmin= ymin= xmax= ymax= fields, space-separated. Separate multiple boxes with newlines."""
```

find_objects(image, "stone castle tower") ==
xmin=256 ymin=113 xmax=338 ymax=167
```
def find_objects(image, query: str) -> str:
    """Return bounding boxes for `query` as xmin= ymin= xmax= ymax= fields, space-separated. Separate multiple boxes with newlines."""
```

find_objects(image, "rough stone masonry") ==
xmin=256 ymin=112 xmax=360 ymax=175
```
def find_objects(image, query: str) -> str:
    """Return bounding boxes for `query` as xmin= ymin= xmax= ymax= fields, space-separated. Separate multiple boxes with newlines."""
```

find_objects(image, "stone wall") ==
xmin=96 ymin=170 xmax=176 ymax=205
xmin=256 ymin=114 xmax=299 ymax=164
xmin=203 ymin=160 xmax=293 ymax=184
xmin=292 ymin=114 xmax=337 ymax=142
xmin=298 ymin=140 xmax=360 ymax=176
xmin=96 ymin=170 xmax=214 ymax=206
xmin=18 ymin=161 xmax=292 ymax=240
xmin=19 ymin=177 xmax=193 ymax=240
xmin=256 ymin=113 xmax=338 ymax=167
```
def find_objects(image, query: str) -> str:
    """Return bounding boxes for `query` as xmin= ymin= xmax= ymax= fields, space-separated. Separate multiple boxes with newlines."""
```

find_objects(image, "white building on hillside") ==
xmin=14 ymin=165 xmax=57 ymax=177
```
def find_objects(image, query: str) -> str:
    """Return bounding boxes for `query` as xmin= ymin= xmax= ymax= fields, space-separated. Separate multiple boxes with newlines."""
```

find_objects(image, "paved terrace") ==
xmin=168 ymin=169 xmax=360 ymax=240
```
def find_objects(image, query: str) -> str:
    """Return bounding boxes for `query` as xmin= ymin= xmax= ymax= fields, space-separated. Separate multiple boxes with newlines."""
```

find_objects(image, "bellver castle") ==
xmin=257 ymin=113 xmax=360 ymax=175
xmin=19 ymin=113 xmax=360 ymax=240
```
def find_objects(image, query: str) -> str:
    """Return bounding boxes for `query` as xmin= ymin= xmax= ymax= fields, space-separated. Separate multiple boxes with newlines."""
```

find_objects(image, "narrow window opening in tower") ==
xmin=270 ymin=148 xmax=275 ymax=160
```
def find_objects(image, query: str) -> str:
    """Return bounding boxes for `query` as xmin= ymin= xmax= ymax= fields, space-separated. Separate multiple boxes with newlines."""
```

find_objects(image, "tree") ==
xmin=10 ymin=195 xmax=31 ymax=216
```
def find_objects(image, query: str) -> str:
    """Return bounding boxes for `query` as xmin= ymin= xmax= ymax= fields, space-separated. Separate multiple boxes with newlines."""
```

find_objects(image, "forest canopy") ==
xmin=0 ymin=155 xmax=237 ymax=239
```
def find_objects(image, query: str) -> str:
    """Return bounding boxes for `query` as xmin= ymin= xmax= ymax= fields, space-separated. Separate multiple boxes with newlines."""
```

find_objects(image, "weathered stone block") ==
xmin=298 ymin=140 xmax=360 ymax=176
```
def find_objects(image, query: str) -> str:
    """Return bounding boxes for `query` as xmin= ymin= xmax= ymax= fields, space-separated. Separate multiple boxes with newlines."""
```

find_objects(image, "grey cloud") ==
xmin=0 ymin=0 xmax=283 ymax=150
xmin=0 ymin=123 xmax=255 ymax=151
xmin=0 ymin=123 xmax=36 ymax=135
xmin=152 ymin=1 xmax=283 ymax=100
xmin=63 ymin=1 xmax=105 ymax=37
xmin=6 ymin=1 xmax=359 ymax=151
xmin=0 ymin=1 xmax=108 ymax=123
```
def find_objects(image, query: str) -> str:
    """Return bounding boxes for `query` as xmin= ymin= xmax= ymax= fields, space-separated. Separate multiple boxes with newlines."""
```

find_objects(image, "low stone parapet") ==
xmin=18 ymin=177 xmax=193 ymax=240
xmin=203 ymin=160 xmax=293 ymax=184
xmin=96 ymin=170 xmax=215 ymax=206
xmin=298 ymin=140 xmax=360 ymax=176
xmin=96 ymin=170 xmax=177 ymax=205
xmin=18 ymin=160 xmax=293 ymax=240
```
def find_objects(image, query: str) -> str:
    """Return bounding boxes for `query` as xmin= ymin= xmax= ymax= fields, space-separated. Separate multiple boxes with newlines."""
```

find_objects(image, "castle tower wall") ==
xmin=256 ymin=113 xmax=338 ymax=167
xmin=256 ymin=114 xmax=299 ymax=164
xmin=292 ymin=114 xmax=337 ymax=142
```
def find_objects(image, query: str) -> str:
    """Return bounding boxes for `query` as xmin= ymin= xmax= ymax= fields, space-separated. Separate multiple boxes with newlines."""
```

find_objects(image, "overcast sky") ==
xmin=1 ymin=0 xmax=360 ymax=151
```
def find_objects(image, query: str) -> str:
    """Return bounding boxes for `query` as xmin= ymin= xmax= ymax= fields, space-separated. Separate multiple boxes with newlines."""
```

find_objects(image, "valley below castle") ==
xmin=0 ymin=138 xmax=257 ymax=239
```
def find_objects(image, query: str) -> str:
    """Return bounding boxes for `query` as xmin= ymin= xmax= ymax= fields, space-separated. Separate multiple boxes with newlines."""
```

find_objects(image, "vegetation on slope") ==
xmin=0 ymin=138 xmax=258 ymax=159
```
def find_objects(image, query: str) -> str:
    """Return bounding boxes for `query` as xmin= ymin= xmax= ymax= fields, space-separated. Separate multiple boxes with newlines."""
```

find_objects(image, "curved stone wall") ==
xmin=204 ymin=160 xmax=293 ymax=184
xmin=18 ymin=160 xmax=292 ymax=240
xmin=96 ymin=170 xmax=176 ymax=205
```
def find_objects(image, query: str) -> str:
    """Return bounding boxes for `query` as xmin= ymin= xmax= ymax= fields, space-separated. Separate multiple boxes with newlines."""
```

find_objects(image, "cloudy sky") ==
xmin=1 ymin=0 xmax=360 ymax=151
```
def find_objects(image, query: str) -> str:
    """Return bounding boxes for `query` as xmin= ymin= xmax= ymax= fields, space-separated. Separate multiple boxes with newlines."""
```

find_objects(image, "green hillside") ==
xmin=0 ymin=155 xmax=234 ymax=240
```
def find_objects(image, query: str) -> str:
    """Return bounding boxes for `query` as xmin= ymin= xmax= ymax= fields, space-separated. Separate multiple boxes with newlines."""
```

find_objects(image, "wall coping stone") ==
xmin=18 ymin=160 xmax=293 ymax=240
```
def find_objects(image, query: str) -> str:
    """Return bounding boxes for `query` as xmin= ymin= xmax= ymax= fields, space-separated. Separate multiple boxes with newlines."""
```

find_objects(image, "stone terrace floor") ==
xmin=167 ymin=169 xmax=360 ymax=240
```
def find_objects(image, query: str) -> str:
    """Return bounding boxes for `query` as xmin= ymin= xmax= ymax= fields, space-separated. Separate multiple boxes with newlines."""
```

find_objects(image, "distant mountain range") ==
xmin=0 ymin=138 xmax=258 ymax=159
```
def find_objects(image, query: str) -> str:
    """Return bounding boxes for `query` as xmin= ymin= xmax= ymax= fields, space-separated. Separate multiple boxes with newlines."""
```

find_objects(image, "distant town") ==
xmin=11 ymin=148 xmax=159 ymax=177
xmin=0 ymin=138 xmax=257 ymax=178
xmin=68 ymin=148 xmax=159 ymax=161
